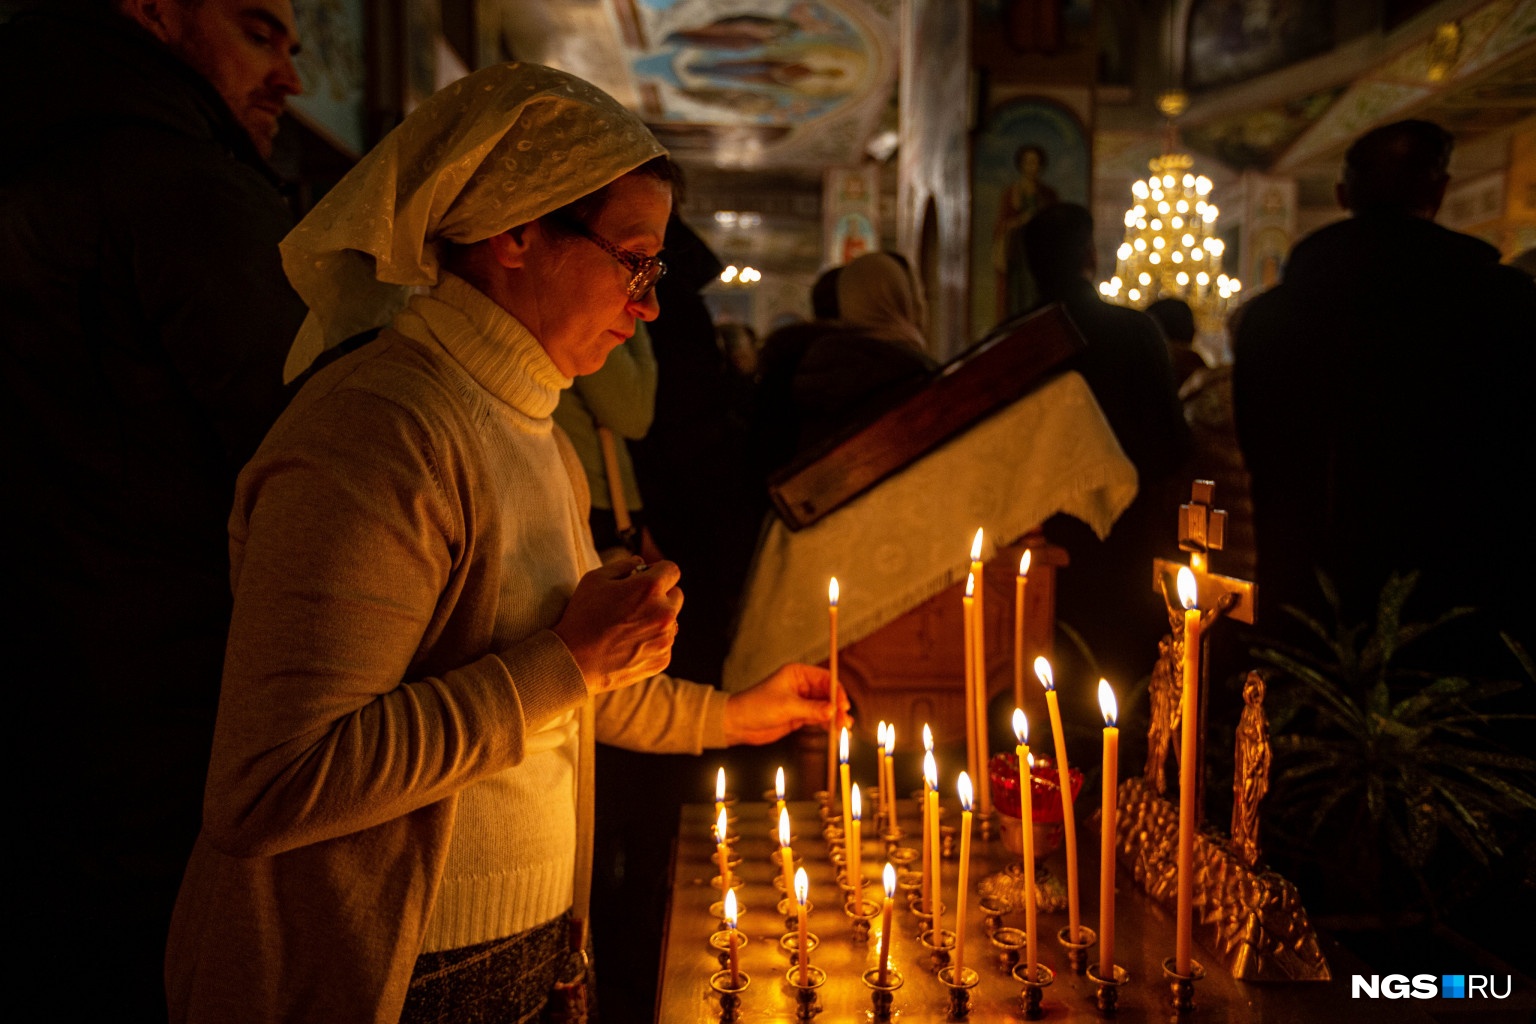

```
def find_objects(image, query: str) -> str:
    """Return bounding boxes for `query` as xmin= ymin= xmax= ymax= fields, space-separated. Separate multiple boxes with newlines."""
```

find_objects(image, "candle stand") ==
xmin=709 ymin=970 xmax=750 ymax=1022
xmin=778 ymin=930 xmax=819 ymax=966
xmin=708 ymin=929 xmax=748 ymax=969
xmin=1161 ymin=957 xmax=1204 ymax=1013
xmin=861 ymin=967 xmax=904 ymax=1022
xmin=1056 ymin=924 xmax=1097 ymax=975
xmin=977 ymin=894 xmax=1011 ymax=935
xmin=976 ymin=810 xmax=997 ymax=843
xmin=1086 ymin=963 xmax=1129 ymax=1015
xmin=919 ymin=927 xmax=956 ymax=972
xmin=908 ymin=895 xmax=944 ymax=938
xmin=988 ymin=927 xmax=1026 ymax=973
xmin=937 ymin=965 xmax=980 ymax=1019
xmin=786 ymin=965 xmax=827 ymax=1021
xmin=844 ymin=896 xmax=880 ymax=943
xmin=776 ymin=895 xmax=811 ymax=932
xmin=1010 ymin=962 xmax=1054 ymax=1020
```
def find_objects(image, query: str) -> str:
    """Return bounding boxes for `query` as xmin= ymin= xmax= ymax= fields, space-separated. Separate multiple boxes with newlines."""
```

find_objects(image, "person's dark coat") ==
xmin=0 ymin=4 xmax=307 ymax=1013
xmin=1234 ymin=213 xmax=1536 ymax=641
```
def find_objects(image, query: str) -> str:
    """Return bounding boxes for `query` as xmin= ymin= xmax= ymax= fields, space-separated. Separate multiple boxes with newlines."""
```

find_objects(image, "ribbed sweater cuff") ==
xmin=501 ymin=630 xmax=589 ymax=732
xmin=702 ymin=688 xmax=729 ymax=749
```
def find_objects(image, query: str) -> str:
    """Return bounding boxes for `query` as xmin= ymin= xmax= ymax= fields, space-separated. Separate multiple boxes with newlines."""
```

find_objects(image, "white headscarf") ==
xmin=280 ymin=62 xmax=666 ymax=381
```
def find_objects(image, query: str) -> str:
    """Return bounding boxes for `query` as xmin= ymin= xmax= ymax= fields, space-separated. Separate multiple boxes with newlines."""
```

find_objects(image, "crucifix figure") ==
xmin=1151 ymin=480 xmax=1257 ymax=623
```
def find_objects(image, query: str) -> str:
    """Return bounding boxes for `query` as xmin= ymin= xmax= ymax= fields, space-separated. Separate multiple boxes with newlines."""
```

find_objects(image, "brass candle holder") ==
xmin=776 ymin=895 xmax=812 ymax=932
xmin=896 ymin=867 xmax=924 ymax=898
xmin=708 ymin=897 xmax=746 ymax=920
xmin=1162 ymin=957 xmax=1205 ymax=1013
xmin=1012 ymin=961 xmax=1055 ymax=1020
xmin=706 ymin=929 xmax=748 ymax=970
xmin=707 ymin=969 xmax=749 ymax=1022
xmin=918 ymin=926 xmax=957 ymax=972
xmin=1057 ymin=923 xmax=1097 ymax=975
xmin=861 ymin=967 xmax=904 ymax=1023
xmin=908 ymin=895 xmax=945 ymax=938
xmin=978 ymin=893 xmax=1012 ymax=935
xmin=989 ymin=926 xmax=1027 ymax=973
xmin=1087 ymin=963 xmax=1130 ymax=1015
xmin=938 ymin=964 xmax=981 ymax=1019
xmin=785 ymin=964 xmax=827 ymax=1022
xmin=976 ymin=809 xmax=997 ymax=842
xmin=844 ymin=896 xmax=880 ymax=943
xmin=778 ymin=929 xmax=819 ymax=966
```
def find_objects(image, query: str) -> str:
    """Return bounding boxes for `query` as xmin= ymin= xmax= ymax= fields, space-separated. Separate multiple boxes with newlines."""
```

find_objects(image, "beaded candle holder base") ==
xmin=844 ymin=897 xmax=880 ymax=943
xmin=707 ymin=970 xmax=749 ymax=1022
xmin=706 ymin=930 xmax=748 ymax=970
xmin=776 ymin=896 xmax=813 ymax=932
xmin=989 ymin=926 xmax=1027 ymax=973
xmin=785 ymin=964 xmax=827 ymax=1022
xmin=778 ymin=930 xmax=820 ymax=966
xmin=1011 ymin=961 xmax=1055 ymax=1020
xmin=937 ymin=964 xmax=981 ymax=1019
xmin=1162 ymin=957 xmax=1206 ymax=1013
xmin=1087 ymin=963 xmax=1130 ymax=1015
xmin=1057 ymin=924 xmax=1097 ymax=975
xmin=861 ymin=967 xmax=904 ymax=1023
xmin=919 ymin=927 xmax=957 ymax=972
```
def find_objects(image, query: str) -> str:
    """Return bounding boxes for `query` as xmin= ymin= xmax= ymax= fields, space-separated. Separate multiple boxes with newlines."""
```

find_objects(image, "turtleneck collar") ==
xmin=394 ymin=273 xmax=572 ymax=420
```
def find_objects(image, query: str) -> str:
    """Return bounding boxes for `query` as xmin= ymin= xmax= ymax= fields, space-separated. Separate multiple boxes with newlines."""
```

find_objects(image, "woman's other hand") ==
xmin=554 ymin=557 xmax=682 ymax=694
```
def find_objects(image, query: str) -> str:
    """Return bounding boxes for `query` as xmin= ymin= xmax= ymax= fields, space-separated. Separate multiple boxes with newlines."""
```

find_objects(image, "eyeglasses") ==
xmin=556 ymin=217 xmax=667 ymax=300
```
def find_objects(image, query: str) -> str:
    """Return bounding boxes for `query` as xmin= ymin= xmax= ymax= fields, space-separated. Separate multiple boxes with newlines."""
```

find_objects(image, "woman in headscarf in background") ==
xmin=165 ymin=63 xmax=835 ymax=1024
xmin=753 ymin=250 xmax=937 ymax=473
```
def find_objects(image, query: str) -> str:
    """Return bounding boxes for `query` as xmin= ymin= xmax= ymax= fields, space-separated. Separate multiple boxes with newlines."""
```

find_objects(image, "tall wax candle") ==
xmin=715 ymin=766 xmax=726 ymax=820
xmin=970 ymin=530 xmax=991 ymax=818
xmin=877 ymin=863 xmax=897 ymax=985
xmin=876 ymin=722 xmax=889 ymax=828
xmin=883 ymin=723 xmax=899 ymax=835
xmin=1012 ymin=709 xmax=1038 ymax=976
xmin=794 ymin=868 xmax=811 ymax=986
xmin=1013 ymin=550 xmax=1031 ymax=711
xmin=1035 ymin=657 xmax=1081 ymax=942
xmin=849 ymin=783 xmax=864 ymax=910
xmin=774 ymin=766 xmax=786 ymax=825
xmin=921 ymin=752 xmax=933 ymax=927
xmin=838 ymin=727 xmax=852 ymax=844
xmin=952 ymin=772 xmax=975 ymax=978
xmin=827 ymin=577 xmax=840 ymax=801
xmin=962 ymin=574 xmax=978 ymax=797
xmin=724 ymin=887 xmax=741 ymax=988
xmin=715 ymin=807 xmax=731 ymax=911
xmin=1176 ymin=567 xmax=1202 ymax=974
xmin=1098 ymin=679 xmax=1120 ymax=976
xmin=778 ymin=806 xmax=796 ymax=908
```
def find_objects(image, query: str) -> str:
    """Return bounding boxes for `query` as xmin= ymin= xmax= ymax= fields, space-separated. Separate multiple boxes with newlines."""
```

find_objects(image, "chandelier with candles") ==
xmin=1098 ymin=92 xmax=1240 ymax=328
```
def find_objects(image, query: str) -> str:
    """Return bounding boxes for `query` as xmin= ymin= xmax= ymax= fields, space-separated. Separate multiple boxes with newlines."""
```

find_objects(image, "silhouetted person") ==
xmin=1 ymin=1 xmax=306 ymax=1015
xmin=1233 ymin=119 xmax=1535 ymax=649
xmin=1146 ymin=296 xmax=1206 ymax=392
xmin=1022 ymin=203 xmax=1191 ymax=686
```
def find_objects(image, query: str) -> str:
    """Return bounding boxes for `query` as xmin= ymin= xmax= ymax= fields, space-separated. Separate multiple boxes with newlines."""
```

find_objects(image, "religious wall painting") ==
xmin=620 ymin=0 xmax=894 ymax=167
xmin=1180 ymin=87 xmax=1343 ymax=172
xmin=973 ymin=0 xmax=1097 ymax=83
xmin=288 ymin=0 xmax=367 ymax=156
xmin=971 ymin=93 xmax=1091 ymax=337
xmin=1185 ymin=0 xmax=1334 ymax=91
xmin=824 ymin=165 xmax=881 ymax=267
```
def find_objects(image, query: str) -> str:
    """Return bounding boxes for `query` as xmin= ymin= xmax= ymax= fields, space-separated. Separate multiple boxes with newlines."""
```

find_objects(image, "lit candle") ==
xmin=849 ymin=783 xmax=864 ymax=911
xmin=779 ymin=806 xmax=796 ymax=911
xmin=921 ymin=734 xmax=934 ymax=913
xmin=827 ymin=577 xmax=840 ymax=802
xmin=1098 ymin=679 xmax=1120 ymax=977
xmin=715 ymin=806 xmax=731 ymax=912
xmin=1035 ymin=656 xmax=1081 ymax=943
xmin=1176 ymin=567 xmax=1201 ymax=974
xmin=1013 ymin=709 xmax=1038 ymax=976
xmin=775 ymin=766 xmax=786 ymax=824
xmin=953 ymin=771 xmax=975 ymax=978
xmin=795 ymin=868 xmax=811 ymax=986
xmin=715 ymin=766 xmax=726 ymax=820
xmin=838 ymin=727 xmax=852 ymax=848
xmin=962 ymin=573 xmax=978 ymax=803
xmin=883 ymin=722 xmax=899 ymax=836
xmin=970 ymin=530 xmax=991 ymax=818
xmin=1014 ymin=550 xmax=1032 ymax=711
xmin=878 ymin=862 xmax=897 ymax=984
xmin=724 ymin=886 xmax=741 ymax=988
xmin=876 ymin=722 xmax=889 ymax=828
xmin=924 ymin=750 xmax=941 ymax=932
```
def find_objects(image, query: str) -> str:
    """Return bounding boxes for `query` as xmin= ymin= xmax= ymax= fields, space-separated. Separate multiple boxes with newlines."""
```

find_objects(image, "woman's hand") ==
xmin=553 ymin=557 xmax=682 ymax=695
xmin=723 ymin=663 xmax=847 ymax=746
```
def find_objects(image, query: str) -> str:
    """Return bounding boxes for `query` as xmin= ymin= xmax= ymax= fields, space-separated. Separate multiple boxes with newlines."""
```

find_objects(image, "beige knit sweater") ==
xmin=166 ymin=275 xmax=727 ymax=1023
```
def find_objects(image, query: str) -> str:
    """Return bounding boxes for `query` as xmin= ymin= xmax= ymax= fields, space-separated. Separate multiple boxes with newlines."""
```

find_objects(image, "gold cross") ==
xmin=1152 ymin=480 xmax=1257 ymax=624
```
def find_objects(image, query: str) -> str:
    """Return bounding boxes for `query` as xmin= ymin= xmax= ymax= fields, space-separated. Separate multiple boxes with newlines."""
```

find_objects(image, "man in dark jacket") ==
xmin=1233 ymin=120 xmax=1535 ymax=648
xmin=1022 ymin=203 xmax=1193 ymax=688
xmin=0 ymin=0 xmax=306 ymax=1015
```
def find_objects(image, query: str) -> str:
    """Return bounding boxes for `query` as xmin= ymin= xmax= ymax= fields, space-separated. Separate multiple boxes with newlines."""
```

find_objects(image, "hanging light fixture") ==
xmin=1099 ymin=90 xmax=1240 ymax=328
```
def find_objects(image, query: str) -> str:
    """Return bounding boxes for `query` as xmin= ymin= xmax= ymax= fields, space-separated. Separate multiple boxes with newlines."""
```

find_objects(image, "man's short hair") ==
xmin=1022 ymin=202 xmax=1094 ymax=299
xmin=1341 ymin=119 xmax=1453 ymax=214
xmin=1146 ymin=298 xmax=1196 ymax=344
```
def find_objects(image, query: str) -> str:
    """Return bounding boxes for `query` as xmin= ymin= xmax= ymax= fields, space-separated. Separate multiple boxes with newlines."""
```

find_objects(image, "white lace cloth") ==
xmin=723 ymin=371 xmax=1138 ymax=691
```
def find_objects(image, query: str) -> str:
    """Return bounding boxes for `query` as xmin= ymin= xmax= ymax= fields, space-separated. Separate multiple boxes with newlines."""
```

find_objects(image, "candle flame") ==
xmin=715 ymin=766 xmax=726 ymax=803
xmin=716 ymin=807 xmax=728 ymax=845
xmin=724 ymin=887 xmax=738 ymax=927
xmin=779 ymin=806 xmax=791 ymax=848
xmin=851 ymin=783 xmax=862 ymax=821
xmin=1034 ymin=656 xmax=1055 ymax=691
xmin=794 ymin=867 xmax=809 ymax=905
xmin=839 ymin=727 xmax=850 ymax=764
xmin=775 ymin=766 xmax=785 ymax=802
xmin=1178 ymin=566 xmax=1198 ymax=610
xmin=1019 ymin=549 xmax=1032 ymax=576
xmin=923 ymin=750 xmax=937 ymax=788
xmin=883 ymin=722 xmax=895 ymax=756
xmin=971 ymin=527 xmax=984 ymax=562
xmin=922 ymin=723 xmax=934 ymax=752
xmin=1012 ymin=707 xmax=1028 ymax=745
xmin=829 ymin=576 xmax=840 ymax=606
xmin=883 ymin=861 xmax=897 ymax=897
xmin=1099 ymin=678 xmax=1118 ymax=726
xmin=1028 ymin=751 xmax=1036 ymax=768
xmin=957 ymin=770 xmax=973 ymax=811
xmin=877 ymin=720 xmax=887 ymax=749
